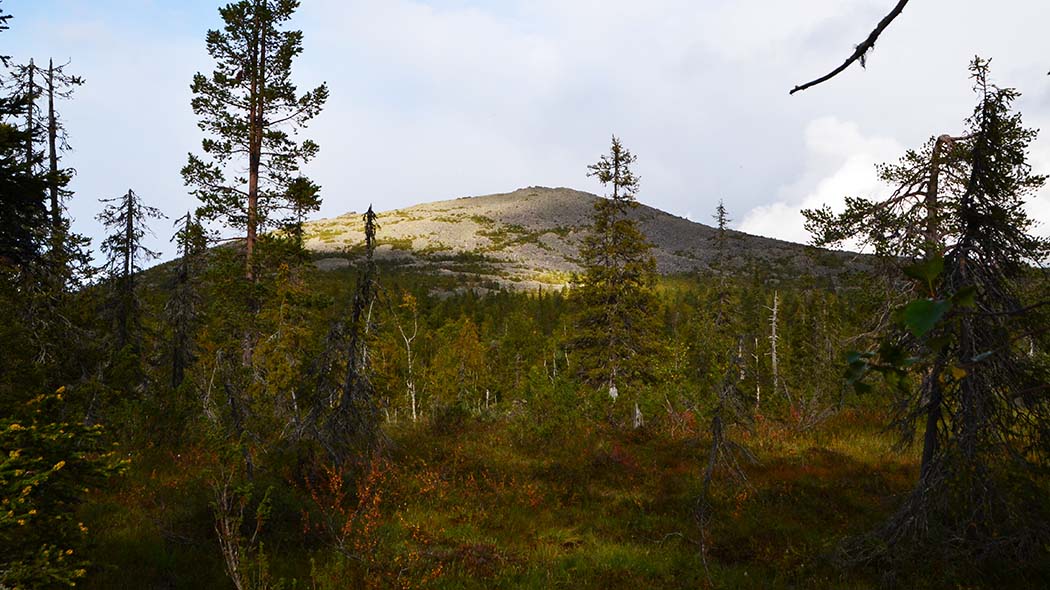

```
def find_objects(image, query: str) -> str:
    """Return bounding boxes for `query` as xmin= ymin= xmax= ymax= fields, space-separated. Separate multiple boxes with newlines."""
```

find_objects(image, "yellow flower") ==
xmin=27 ymin=509 xmax=36 ymax=515
xmin=17 ymin=519 xmax=25 ymax=526
xmin=8 ymin=423 xmax=23 ymax=431
xmin=53 ymin=460 xmax=66 ymax=471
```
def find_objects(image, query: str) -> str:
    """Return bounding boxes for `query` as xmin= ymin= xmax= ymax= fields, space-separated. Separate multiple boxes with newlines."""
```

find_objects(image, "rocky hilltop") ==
xmin=304 ymin=187 xmax=859 ymax=288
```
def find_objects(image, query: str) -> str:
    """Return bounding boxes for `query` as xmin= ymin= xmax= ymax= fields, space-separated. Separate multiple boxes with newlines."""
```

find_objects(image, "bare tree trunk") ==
xmin=406 ymin=344 xmax=417 ymax=422
xmin=397 ymin=315 xmax=419 ymax=422
xmin=47 ymin=59 xmax=60 ymax=235
xmin=25 ymin=58 xmax=34 ymax=166
xmin=117 ymin=189 xmax=135 ymax=350
xmin=751 ymin=336 xmax=760 ymax=408
xmin=925 ymin=135 xmax=950 ymax=252
xmin=242 ymin=6 xmax=266 ymax=367
xmin=917 ymin=134 xmax=956 ymax=477
xmin=768 ymin=291 xmax=779 ymax=407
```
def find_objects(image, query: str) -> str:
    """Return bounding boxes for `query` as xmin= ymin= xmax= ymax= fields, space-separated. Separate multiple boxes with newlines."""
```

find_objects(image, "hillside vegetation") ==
xmin=304 ymin=187 xmax=861 ymax=290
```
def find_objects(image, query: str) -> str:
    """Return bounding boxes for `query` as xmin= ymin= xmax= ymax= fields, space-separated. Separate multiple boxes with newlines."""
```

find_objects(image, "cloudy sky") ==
xmin=6 ymin=0 xmax=1050 ymax=261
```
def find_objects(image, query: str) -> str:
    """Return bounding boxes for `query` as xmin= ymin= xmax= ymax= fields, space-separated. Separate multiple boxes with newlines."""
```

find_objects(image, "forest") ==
xmin=2 ymin=1 xmax=1049 ymax=588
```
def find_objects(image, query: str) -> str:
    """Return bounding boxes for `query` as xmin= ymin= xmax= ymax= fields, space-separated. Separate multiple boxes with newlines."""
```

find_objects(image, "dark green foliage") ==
xmin=819 ymin=59 xmax=1050 ymax=575
xmin=0 ymin=389 xmax=126 ymax=588
xmin=0 ymin=8 xmax=47 ymax=267
xmin=97 ymin=189 xmax=166 ymax=352
xmin=572 ymin=136 xmax=661 ymax=391
xmin=283 ymin=175 xmax=321 ymax=257
xmin=167 ymin=212 xmax=207 ymax=390
xmin=183 ymin=0 xmax=328 ymax=280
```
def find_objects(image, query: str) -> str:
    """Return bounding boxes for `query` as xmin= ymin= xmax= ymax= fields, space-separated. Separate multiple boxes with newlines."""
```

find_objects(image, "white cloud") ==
xmin=6 ymin=0 xmax=1050 ymax=262
xmin=740 ymin=117 xmax=902 ymax=244
xmin=1027 ymin=144 xmax=1050 ymax=240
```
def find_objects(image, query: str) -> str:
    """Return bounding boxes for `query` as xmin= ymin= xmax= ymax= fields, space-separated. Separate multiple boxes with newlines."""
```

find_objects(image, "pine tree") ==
xmin=97 ymin=189 xmax=166 ymax=352
xmin=573 ymin=136 xmax=660 ymax=394
xmin=183 ymin=0 xmax=328 ymax=284
xmin=282 ymin=175 xmax=321 ymax=261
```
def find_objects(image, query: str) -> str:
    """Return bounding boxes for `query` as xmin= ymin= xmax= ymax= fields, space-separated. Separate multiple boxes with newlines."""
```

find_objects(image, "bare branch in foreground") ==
xmin=790 ymin=0 xmax=911 ymax=95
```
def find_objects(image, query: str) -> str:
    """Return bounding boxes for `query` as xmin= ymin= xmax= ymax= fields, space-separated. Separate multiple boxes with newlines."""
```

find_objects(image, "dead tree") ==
xmin=395 ymin=294 xmax=420 ymax=423
xmin=43 ymin=59 xmax=81 ymax=238
xmin=9 ymin=58 xmax=82 ymax=240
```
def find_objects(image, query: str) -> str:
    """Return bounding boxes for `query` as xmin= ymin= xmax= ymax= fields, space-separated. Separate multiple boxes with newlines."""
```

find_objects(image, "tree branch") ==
xmin=789 ymin=0 xmax=911 ymax=95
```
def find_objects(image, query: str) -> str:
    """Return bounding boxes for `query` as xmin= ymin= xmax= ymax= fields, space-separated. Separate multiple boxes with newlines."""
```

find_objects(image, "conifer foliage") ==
xmin=572 ymin=136 xmax=660 ymax=392
xmin=0 ymin=6 xmax=47 ymax=267
xmin=167 ymin=212 xmax=207 ymax=390
xmin=808 ymin=59 xmax=1050 ymax=572
xmin=183 ymin=0 xmax=328 ymax=282
xmin=97 ymin=189 xmax=166 ymax=352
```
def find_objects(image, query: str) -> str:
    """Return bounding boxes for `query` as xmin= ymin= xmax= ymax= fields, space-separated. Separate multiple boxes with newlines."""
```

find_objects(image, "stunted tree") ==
xmin=167 ymin=212 xmax=207 ymax=389
xmin=314 ymin=206 xmax=384 ymax=461
xmin=808 ymin=59 xmax=1050 ymax=575
xmin=573 ymin=136 xmax=660 ymax=398
xmin=183 ymin=0 xmax=328 ymax=285
xmin=97 ymin=189 xmax=166 ymax=352
xmin=282 ymin=175 xmax=321 ymax=260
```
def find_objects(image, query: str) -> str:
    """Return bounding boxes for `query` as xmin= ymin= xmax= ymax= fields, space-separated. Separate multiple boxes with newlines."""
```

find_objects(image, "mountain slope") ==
xmin=304 ymin=186 xmax=860 ymax=288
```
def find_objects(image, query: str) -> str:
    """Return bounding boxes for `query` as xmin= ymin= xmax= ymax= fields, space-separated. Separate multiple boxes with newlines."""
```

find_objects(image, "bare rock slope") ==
xmin=304 ymin=187 xmax=856 ymax=288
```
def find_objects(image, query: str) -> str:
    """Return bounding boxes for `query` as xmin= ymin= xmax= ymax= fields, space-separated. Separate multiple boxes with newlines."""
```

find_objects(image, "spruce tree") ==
xmin=316 ymin=205 xmax=383 ymax=462
xmin=0 ymin=6 xmax=47 ymax=267
xmin=166 ymin=212 xmax=206 ymax=390
xmin=573 ymin=136 xmax=660 ymax=394
xmin=6 ymin=58 xmax=82 ymax=249
xmin=808 ymin=59 xmax=1050 ymax=575
xmin=97 ymin=189 xmax=166 ymax=352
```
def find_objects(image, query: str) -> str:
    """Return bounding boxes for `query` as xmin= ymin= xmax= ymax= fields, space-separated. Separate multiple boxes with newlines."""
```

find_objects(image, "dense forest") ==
xmin=2 ymin=1 xmax=1049 ymax=589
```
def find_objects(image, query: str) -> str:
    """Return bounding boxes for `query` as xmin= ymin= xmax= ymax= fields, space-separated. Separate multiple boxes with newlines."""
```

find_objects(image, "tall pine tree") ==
xmin=183 ymin=0 xmax=328 ymax=283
